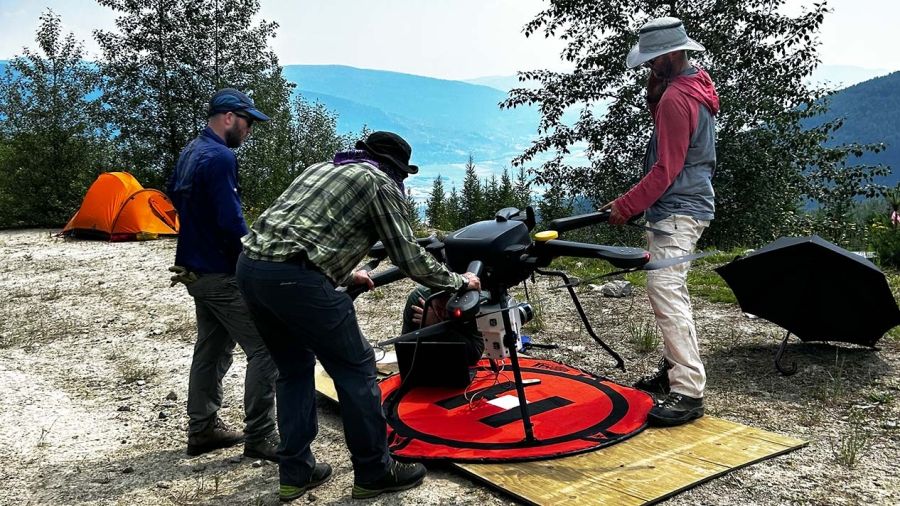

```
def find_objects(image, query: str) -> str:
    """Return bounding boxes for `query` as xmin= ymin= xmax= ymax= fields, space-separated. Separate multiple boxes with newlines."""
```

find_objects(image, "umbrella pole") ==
xmin=774 ymin=330 xmax=798 ymax=376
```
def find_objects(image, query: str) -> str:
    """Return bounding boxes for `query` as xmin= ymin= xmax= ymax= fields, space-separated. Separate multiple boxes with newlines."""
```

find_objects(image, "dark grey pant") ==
xmin=235 ymin=254 xmax=392 ymax=487
xmin=185 ymin=273 xmax=278 ymax=441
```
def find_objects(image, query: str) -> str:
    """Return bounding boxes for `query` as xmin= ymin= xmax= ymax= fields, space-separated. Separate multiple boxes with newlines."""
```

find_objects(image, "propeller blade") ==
xmin=630 ymin=222 xmax=673 ymax=236
xmin=642 ymin=250 xmax=718 ymax=270
xmin=377 ymin=320 xmax=457 ymax=347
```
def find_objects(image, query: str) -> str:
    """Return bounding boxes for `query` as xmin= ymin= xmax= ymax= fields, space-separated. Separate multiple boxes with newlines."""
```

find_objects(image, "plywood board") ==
xmin=314 ymin=366 xmax=807 ymax=505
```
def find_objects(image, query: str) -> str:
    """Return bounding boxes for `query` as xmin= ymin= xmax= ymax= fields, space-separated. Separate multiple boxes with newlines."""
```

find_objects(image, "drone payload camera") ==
xmin=345 ymin=205 xmax=711 ymax=443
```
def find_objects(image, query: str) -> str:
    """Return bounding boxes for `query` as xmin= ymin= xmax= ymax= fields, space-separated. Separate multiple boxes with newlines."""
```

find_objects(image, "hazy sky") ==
xmin=1 ymin=0 xmax=897 ymax=79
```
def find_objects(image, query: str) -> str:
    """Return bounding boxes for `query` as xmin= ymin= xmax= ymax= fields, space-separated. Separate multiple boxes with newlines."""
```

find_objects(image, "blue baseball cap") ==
xmin=207 ymin=88 xmax=270 ymax=121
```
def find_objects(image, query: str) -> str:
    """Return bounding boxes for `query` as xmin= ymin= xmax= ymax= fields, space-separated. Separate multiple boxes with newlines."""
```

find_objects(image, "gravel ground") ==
xmin=1 ymin=229 xmax=898 ymax=505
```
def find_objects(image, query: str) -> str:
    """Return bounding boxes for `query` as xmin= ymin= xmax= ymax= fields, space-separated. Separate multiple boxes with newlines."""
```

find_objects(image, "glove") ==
xmin=169 ymin=265 xmax=198 ymax=287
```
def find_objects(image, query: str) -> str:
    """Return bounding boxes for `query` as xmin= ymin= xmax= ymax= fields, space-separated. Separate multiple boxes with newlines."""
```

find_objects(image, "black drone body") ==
xmin=347 ymin=205 xmax=710 ymax=444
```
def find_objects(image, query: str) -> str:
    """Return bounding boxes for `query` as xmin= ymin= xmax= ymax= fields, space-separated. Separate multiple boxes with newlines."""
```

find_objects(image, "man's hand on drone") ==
xmin=608 ymin=200 xmax=630 ymax=225
xmin=462 ymin=272 xmax=481 ymax=291
xmin=351 ymin=269 xmax=375 ymax=290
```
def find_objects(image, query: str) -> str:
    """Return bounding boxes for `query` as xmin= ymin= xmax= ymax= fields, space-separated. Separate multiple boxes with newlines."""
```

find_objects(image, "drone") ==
xmin=343 ymin=206 xmax=709 ymax=443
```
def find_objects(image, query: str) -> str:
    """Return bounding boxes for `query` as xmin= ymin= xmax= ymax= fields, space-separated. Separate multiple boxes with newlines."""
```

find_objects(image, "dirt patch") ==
xmin=1 ymin=229 xmax=898 ymax=505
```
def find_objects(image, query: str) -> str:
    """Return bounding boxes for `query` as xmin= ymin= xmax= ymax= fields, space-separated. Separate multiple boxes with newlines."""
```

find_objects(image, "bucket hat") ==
xmin=355 ymin=131 xmax=419 ymax=174
xmin=626 ymin=17 xmax=705 ymax=69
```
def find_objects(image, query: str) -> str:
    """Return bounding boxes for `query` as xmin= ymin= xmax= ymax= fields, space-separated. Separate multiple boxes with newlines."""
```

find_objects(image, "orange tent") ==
xmin=62 ymin=172 xmax=179 ymax=241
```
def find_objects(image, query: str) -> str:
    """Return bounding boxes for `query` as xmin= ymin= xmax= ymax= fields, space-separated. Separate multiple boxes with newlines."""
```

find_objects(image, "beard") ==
xmin=224 ymin=123 xmax=243 ymax=148
xmin=653 ymin=54 xmax=678 ymax=80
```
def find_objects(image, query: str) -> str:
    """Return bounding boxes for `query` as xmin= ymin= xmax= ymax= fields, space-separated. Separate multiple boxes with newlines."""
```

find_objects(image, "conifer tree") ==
xmin=498 ymin=168 xmax=516 ymax=209
xmin=513 ymin=166 xmax=532 ymax=211
xmin=425 ymin=176 xmax=448 ymax=229
xmin=447 ymin=186 xmax=463 ymax=230
xmin=94 ymin=0 xmax=292 ymax=189
xmin=404 ymin=188 xmax=421 ymax=232
xmin=482 ymin=175 xmax=500 ymax=217
xmin=537 ymin=180 xmax=573 ymax=224
xmin=0 ymin=10 xmax=110 ymax=226
xmin=461 ymin=154 xmax=483 ymax=225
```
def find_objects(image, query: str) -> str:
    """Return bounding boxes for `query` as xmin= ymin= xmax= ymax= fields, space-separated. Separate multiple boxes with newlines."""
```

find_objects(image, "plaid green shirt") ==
xmin=242 ymin=161 xmax=465 ymax=291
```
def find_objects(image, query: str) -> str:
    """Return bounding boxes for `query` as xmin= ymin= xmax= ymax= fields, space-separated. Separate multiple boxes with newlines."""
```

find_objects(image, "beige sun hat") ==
xmin=626 ymin=17 xmax=706 ymax=69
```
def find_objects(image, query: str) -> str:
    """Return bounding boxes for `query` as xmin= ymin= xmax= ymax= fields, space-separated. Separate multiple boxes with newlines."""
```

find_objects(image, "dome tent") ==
xmin=62 ymin=172 xmax=179 ymax=241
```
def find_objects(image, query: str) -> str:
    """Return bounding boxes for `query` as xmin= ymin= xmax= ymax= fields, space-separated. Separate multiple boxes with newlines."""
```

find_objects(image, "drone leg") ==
xmin=500 ymin=295 xmax=535 ymax=443
xmin=536 ymin=268 xmax=626 ymax=372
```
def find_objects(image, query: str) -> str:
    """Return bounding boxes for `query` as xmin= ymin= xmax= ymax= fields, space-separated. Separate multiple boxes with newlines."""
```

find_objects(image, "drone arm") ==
xmin=548 ymin=211 xmax=610 ymax=233
xmin=535 ymin=239 xmax=650 ymax=269
xmin=343 ymin=266 xmax=406 ymax=299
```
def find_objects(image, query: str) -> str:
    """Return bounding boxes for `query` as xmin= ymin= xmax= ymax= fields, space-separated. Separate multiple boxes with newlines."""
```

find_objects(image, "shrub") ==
xmin=869 ymin=215 xmax=900 ymax=268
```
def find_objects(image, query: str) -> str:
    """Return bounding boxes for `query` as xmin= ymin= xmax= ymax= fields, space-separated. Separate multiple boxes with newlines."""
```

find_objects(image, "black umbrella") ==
xmin=715 ymin=235 xmax=900 ymax=375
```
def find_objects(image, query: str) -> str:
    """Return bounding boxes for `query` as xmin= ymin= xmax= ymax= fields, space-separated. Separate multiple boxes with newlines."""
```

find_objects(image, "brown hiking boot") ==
xmin=244 ymin=431 xmax=280 ymax=463
xmin=186 ymin=417 xmax=244 ymax=456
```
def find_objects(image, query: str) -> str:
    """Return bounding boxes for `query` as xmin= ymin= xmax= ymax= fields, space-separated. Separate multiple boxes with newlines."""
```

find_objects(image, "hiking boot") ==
xmin=633 ymin=358 xmax=671 ymax=396
xmin=647 ymin=392 xmax=704 ymax=427
xmin=351 ymin=460 xmax=426 ymax=500
xmin=186 ymin=417 xmax=244 ymax=456
xmin=279 ymin=463 xmax=333 ymax=502
xmin=244 ymin=431 xmax=280 ymax=463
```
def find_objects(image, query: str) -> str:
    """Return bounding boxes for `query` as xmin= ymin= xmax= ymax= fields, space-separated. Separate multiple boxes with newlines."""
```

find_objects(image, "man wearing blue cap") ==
xmin=167 ymin=88 xmax=280 ymax=461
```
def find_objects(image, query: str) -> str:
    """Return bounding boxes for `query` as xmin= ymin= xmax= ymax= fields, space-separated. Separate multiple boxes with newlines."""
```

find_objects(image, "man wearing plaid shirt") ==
xmin=236 ymin=131 xmax=481 ymax=502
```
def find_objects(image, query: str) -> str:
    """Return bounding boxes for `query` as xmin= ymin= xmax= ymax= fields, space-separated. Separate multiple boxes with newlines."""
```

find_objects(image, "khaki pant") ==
xmin=185 ymin=273 xmax=278 ymax=440
xmin=646 ymin=215 xmax=709 ymax=398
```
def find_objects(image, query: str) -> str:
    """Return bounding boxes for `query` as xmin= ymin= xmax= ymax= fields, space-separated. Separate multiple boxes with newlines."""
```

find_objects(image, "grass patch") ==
xmin=866 ymin=390 xmax=895 ymax=406
xmin=815 ymin=352 xmax=847 ymax=407
xmin=831 ymin=409 xmax=873 ymax=469
xmin=798 ymin=402 xmax=825 ymax=427
xmin=625 ymin=318 xmax=660 ymax=353
xmin=114 ymin=354 xmax=160 ymax=383
xmin=687 ymin=269 xmax=736 ymax=304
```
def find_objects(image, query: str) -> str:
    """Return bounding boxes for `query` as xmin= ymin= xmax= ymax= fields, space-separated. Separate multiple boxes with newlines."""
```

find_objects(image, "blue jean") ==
xmin=235 ymin=253 xmax=391 ymax=486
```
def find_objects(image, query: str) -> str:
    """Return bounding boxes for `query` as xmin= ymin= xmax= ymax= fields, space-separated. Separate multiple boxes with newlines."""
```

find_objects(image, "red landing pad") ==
xmin=380 ymin=358 xmax=654 ymax=462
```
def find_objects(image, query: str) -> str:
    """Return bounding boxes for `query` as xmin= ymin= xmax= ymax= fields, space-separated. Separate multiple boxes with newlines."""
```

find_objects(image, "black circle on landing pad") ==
xmin=380 ymin=358 xmax=654 ymax=462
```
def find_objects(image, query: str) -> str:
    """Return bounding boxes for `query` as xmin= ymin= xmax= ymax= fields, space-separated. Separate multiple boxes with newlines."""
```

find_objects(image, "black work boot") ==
xmin=648 ymin=392 xmax=704 ymax=427
xmin=351 ymin=460 xmax=427 ymax=500
xmin=633 ymin=358 xmax=671 ymax=396
xmin=244 ymin=430 xmax=280 ymax=463
xmin=279 ymin=463 xmax=333 ymax=502
xmin=186 ymin=417 xmax=245 ymax=456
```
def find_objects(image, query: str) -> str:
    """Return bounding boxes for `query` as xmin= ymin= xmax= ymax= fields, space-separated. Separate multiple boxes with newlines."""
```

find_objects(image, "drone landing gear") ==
xmin=498 ymin=294 xmax=536 ymax=443
xmin=536 ymin=268 xmax=626 ymax=371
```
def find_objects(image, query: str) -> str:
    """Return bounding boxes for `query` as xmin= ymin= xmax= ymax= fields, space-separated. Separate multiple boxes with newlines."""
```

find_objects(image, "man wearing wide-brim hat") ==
xmin=235 ymin=131 xmax=482 ymax=501
xmin=607 ymin=17 xmax=720 ymax=427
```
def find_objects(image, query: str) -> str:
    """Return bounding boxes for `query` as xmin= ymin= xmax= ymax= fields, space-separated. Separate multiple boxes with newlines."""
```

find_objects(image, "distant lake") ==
xmin=404 ymin=148 xmax=589 ymax=204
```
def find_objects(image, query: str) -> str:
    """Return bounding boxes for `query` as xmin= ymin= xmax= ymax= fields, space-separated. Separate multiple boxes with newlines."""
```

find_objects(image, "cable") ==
xmin=373 ymin=345 xmax=386 ymax=363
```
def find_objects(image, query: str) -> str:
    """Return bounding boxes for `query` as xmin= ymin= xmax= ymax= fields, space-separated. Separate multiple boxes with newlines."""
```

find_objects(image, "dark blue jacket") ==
xmin=167 ymin=127 xmax=248 ymax=274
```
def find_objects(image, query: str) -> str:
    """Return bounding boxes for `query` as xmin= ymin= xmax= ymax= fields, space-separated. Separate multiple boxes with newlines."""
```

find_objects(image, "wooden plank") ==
xmin=313 ymin=366 xmax=807 ymax=506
